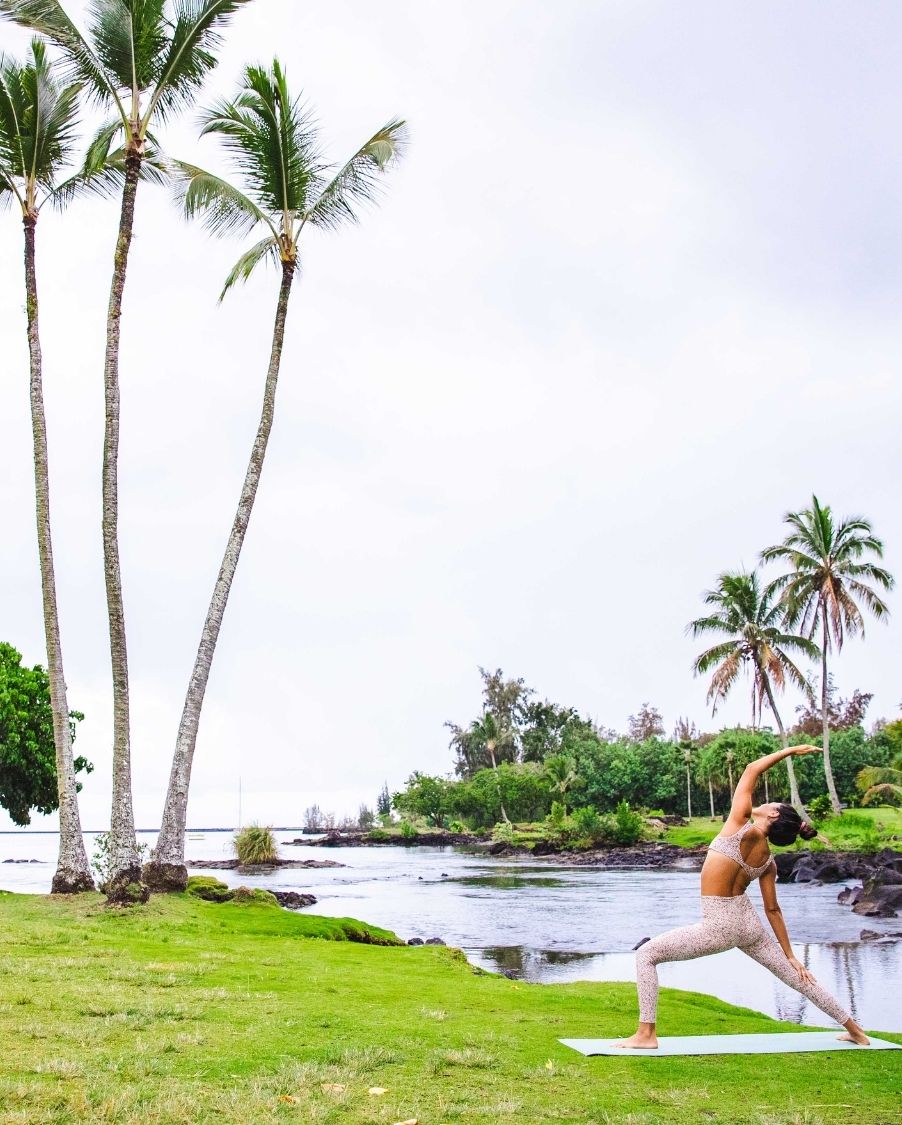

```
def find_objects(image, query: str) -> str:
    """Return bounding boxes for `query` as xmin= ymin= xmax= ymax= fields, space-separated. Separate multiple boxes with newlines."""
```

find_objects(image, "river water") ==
xmin=3 ymin=831 xmax=900 ymax=1032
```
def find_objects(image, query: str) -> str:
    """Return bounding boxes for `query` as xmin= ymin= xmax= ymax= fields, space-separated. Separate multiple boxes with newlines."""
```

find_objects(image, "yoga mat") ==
xmin=560 ymin=1032 xmax=902 ymax=1057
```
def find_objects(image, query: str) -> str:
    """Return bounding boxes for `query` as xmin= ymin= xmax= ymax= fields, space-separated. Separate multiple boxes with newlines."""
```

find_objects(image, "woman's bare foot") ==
xmin=615 ymin=1027 xmax=658 ymax=1049
xmin=838 ymin=1020 xmax=870 ymax=1046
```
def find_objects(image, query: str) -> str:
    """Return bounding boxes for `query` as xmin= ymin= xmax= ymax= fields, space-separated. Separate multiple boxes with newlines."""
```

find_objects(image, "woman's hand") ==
xmin=789 ymin=956 xmax=817 ymax=985
xmin=791 ymin=744 xmax=823 ymax=757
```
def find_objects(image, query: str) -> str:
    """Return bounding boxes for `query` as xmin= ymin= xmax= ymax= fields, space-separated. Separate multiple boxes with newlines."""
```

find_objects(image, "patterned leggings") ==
xmin=636 ymin=894 xmax=850 ymax=1025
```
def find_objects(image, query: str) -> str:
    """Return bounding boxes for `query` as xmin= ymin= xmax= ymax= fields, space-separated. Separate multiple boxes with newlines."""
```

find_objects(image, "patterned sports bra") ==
xmin=707 ymin=822 xmax=776 ymax=881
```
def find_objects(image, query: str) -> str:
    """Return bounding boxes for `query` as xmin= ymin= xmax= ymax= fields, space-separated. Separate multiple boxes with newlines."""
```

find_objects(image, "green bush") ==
xmin=366 ymin=828 xmax=391 ymax=842
xmin=399 ymin=820 xmax=417 ymax=839
xmin=491 ymin=820 xmax=515 ymax=844
xmin=808 ymin=794 xmax=834 ymax=823
xmin=233 ymin=824 xmax=278 ymax=865
xmin=570 ymin=805 xmax=616 ymax=845
xmin=612 ymin=800 xmax=644 ymax=845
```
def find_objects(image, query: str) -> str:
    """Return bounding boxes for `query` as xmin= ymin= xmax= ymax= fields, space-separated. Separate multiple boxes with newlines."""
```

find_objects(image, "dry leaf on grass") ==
xmin=320 ymin=1083 xmax=346 ymax=1094
xmin=368 ymin=1086 xmax=389 ymax=1095
xmin=278 ymin=1095 xmax=299 ymax=1104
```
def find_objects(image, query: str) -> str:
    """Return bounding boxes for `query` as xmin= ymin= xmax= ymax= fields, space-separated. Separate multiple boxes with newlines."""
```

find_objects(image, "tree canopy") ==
xmin=0 ymin=642 xmax=91 ymax=825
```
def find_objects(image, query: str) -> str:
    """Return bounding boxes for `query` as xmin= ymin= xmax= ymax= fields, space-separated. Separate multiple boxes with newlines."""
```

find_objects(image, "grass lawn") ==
xmin=0 ymin=893 xmax=900 ymax=1124
xmin=661 ymin=807 xmax=902 ymax=851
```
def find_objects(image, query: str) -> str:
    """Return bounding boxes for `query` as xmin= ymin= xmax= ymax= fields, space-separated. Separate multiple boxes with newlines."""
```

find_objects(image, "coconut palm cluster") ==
xmin=0 ymin=0 xmax=406 ymax=901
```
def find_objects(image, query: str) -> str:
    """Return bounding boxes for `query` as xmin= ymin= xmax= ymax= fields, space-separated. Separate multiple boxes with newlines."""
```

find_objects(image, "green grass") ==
xmin=0 ymin=894 xmax=899 ymax=1123
xmin=661 ymin=808 xmax=902 ymax=852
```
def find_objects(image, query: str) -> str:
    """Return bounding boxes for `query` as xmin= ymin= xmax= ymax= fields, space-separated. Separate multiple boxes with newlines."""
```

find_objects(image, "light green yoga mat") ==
xmin=560 ymin=1032 xmax=902 ymax=1057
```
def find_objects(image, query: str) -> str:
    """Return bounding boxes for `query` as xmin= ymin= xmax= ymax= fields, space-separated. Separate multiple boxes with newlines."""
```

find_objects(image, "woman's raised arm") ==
xmin=723 ymin=745 xmax=821 ymax=831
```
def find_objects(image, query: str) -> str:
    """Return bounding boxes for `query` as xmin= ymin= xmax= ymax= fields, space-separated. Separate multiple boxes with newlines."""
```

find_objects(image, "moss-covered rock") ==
xmin=186 ymin=876 xmax=233 ymax=903
xmin=229 ymin=886 xmax=279 ymax=907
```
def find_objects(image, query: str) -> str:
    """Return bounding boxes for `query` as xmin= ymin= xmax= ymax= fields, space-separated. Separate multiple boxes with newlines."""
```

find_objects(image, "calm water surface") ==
xmin=3 ymin=831 xmax=900 ymax=1031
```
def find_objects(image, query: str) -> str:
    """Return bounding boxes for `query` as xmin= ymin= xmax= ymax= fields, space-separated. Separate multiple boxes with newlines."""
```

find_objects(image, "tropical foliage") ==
xmin=233 ymin=823 xmax=277 ymax=865
xmin=762 ymin=495 xmax=894 ymax=813
xmin=0 ymin=642 xmax=91 ymax=825
xmin=689 ymin=568 xmax=819 ymax=813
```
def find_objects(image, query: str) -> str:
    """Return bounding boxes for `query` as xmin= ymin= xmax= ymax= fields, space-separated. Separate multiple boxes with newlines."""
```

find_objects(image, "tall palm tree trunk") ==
xmin=486 ymin=744 xmax=510 ymax=824
xmin=760 ymin=674 xmax=805 ymax=817
xmin=103 ymin=148 xmax=146 ymax=903
xmin=820 ymin=614 xmax=842 ymax=814
xmin=708 ymin=775 xmax=715 ymax=818
xmin=145 ymin=262 xmax=295 ymax=891
xmin=24 ymin=213 xmax=94 ymax=894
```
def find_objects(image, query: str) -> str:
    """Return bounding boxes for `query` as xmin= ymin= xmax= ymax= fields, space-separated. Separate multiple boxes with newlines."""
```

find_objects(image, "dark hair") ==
xmin=767 ymin=804 xmax=818 ymax=847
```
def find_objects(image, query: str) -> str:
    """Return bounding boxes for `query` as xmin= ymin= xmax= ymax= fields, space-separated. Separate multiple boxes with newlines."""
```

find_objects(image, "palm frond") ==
xmin=219 ymin=233 xmax=279 ymax=300
xmin=171 ymin=157 xmax=276 ymax=239
xmin=693 ymin=640 xmax=740 ymax=676
xmin=0 ymin=0 xmax=126 ymax=118
xmin=87 ymin=0 xmax=166 ymax=94
xmin=51 ymin=134 xmax=167 ymax=206
xmin=145 ymin=0 xmax=254 ymax=125
xmin=304 ymin=117 xmax=407 ymax=231
xmin=201 ymin=60 xmax=321 ymax=218
xmin=860 ymin=783 xmax=902 ymax=807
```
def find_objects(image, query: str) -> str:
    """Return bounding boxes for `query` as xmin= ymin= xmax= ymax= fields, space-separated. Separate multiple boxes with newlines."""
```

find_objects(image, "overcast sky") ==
xmin=2 ymin=1 xmax=900 ymax=832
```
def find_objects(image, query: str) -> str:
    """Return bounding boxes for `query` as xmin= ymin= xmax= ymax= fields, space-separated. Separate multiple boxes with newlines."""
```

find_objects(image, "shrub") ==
xmin=233 ymin=824 xmax=278 ymax=865
xmin=571 ymin=806 xmax=615 ymax=845
xmin=612 ymin=800 xmax=644 ymax=845
xmin=399 ymin=820 xmax=417 ymax=839
xmin=366 ymin=828 xmax=391 ymax=842
xmin=491 ymin=820 xmax=515 ymax=844
xmin=448 ymin=820 xmax=467 ymax=834
xmin=808 ymin=794 xmax=834 ymax=823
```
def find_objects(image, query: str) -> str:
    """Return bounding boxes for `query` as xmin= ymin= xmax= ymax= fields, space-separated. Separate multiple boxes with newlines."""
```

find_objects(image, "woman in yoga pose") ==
xmin=617 ymin=744 xmax=870 ymax=1048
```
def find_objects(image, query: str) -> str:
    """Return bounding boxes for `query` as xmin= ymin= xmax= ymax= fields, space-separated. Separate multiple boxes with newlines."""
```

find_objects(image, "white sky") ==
xmin=2 ymin=1 xmax=900 ymax=831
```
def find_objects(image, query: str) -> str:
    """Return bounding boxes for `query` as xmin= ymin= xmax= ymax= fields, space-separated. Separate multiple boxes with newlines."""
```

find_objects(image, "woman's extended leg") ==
xmin=739 ymin=929 xmax=850 ymax=1025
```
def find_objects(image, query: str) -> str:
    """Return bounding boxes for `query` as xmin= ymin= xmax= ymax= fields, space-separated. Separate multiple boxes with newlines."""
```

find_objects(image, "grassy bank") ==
xmin=0 ymin=893 xmax=900 ymax=1124
xmin=661 ymin=807 xmax=902 ymax=851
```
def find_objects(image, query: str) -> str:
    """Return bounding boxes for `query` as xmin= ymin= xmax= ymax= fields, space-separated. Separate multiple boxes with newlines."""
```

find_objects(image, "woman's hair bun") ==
xmin=799 ymin=821 xmax=818 ymax=841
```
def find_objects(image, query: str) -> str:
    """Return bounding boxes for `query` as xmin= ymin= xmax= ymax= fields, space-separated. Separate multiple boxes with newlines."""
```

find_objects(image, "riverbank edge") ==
xmin=1 ymin=891 xmax=900 ymax=1125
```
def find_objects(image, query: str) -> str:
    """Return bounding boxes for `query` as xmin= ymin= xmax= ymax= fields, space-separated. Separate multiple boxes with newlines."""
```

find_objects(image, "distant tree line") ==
xmin=393 ymin=666 xmax=901 ymax=831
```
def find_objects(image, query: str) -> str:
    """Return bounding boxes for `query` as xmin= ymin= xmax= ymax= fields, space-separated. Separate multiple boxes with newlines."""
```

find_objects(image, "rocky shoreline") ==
xmin=187 ymin=858 xmax=345 ymax=872
xmin=775 ymin=848 xmax=902 ymax=919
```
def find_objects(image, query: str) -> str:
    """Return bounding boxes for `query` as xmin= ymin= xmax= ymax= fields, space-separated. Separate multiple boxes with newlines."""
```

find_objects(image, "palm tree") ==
xmin=856 ymin=756 xmax=902 ymax=808
xmin=0 ymin=40 xmax=94 ymax=891
xmin=0 ymin=0 xmax=254 ymax=901
xmin=762 ymin=496 xmax=894 ymax=815
xmin=544 ymin=753 xmax=578 ymax=814
xmin=144 ymin=61 xmax=407 ymax=890
xmin=689 ymin=569 xmax=820 ymax=815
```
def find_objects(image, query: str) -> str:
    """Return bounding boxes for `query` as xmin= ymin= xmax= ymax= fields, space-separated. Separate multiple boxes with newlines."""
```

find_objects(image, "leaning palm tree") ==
xmin=143 ymin=60 xmax=407 ymax=890
xmin=0 ymin=40 xmax=94 ymax=891
xmin=689 ymin=569 xmax=820 ymax=815
xmin=0 ymin=0 xmax=254 ymax=901
xmin=762 ymin=496 xmax=894 ymax=815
